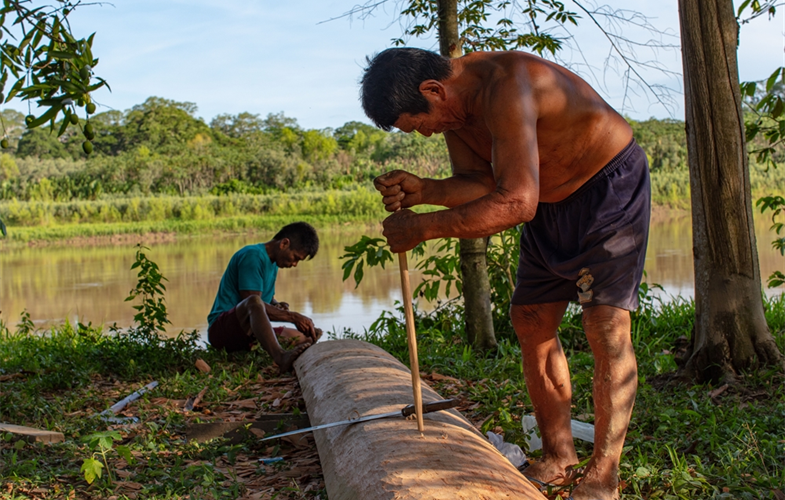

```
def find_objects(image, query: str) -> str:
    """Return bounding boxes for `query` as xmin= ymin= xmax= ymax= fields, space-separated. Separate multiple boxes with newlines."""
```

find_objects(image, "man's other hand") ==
xmin=382 ymin=209 xmax=422 ymax=253
xmin=290 ymin=312 xmax=317 ymax=340
xmin=374 ymin=170 xmax=425 ymax=212
xmin=274 ymin=301 xmax=290 ymax=311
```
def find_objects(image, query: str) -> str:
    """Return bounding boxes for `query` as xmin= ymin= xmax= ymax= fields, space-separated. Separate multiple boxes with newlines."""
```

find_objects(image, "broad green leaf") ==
xmin=81 ymin=457 xmax=103 ymax=484
xmin=766 ymin=67 xmax=782 ymax=93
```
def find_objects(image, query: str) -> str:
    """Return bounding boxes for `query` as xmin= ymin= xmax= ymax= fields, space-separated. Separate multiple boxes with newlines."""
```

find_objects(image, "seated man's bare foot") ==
xmin=522 ymin=457 xmax=579 ymax=490
xmin=274 ymin=342 xmax=312 ymax=373
xmin=314 ymin=328 xmax=323 ymax=342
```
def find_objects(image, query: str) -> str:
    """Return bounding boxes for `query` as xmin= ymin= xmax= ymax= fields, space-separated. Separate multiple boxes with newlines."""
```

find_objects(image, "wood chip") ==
xmin=194 ymin=359 xmax=211 ymax=374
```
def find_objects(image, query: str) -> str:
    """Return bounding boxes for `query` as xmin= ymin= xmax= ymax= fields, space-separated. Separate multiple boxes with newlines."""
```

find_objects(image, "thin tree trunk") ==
xmin=678 ymin=0 xmax=785 ymax=382
xmin=437 ymin=0 xmax=497 ymax=350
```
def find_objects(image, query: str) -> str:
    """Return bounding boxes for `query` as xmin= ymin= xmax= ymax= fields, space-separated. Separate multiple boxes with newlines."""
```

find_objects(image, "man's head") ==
xmin=360 ymin=48 xmax=453 ymax=131
xmin=269 ymin=222 xmax=319 ymax=268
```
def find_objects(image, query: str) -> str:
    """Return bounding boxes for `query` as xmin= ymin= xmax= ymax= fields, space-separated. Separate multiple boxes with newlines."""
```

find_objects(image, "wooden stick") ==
xmin=398 ymin=251 xmax=424 ymax=432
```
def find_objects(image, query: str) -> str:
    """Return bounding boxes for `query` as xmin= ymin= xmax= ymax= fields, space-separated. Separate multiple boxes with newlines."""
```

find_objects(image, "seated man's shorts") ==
xmin=208 ymin=307 xmax=284 ymax=353
xmin=511 ymin=139 xmax=650 ymax=311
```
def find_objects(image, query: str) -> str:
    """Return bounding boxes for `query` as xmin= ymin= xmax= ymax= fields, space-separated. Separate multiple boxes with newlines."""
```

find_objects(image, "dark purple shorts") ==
xmin=511 ymin=139 xmax=651 ymax=311
xmin=208 ymin=307 xmax=284 ymax=353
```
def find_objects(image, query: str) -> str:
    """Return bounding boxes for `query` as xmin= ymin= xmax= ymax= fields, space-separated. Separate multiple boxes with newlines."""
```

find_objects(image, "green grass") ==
xmin=1 ymin=289 xmax=784 ymax=498
xmin=0 ymin=188 xmax=386 ymax=228
xmin=0 ymin=319 xmax=325 ymax=499
xmin=0 ymin=213 xmax=380 ymax=245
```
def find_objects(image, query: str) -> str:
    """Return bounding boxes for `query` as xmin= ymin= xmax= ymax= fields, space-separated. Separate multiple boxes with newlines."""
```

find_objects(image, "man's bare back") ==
xmin=447 ymin=51 xmax=633 ymax=203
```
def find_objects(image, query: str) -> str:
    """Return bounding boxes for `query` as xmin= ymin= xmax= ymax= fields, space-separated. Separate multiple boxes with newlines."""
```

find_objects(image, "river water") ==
xmin=2 ymin=211 xmax=783 ymax=338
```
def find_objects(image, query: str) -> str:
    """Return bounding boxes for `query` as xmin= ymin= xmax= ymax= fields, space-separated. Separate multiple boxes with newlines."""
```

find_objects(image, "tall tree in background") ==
xmin=677 ymin=0 xmax=784 ymax=381
xmin=437 ymin=0 xmax=497 ymax=350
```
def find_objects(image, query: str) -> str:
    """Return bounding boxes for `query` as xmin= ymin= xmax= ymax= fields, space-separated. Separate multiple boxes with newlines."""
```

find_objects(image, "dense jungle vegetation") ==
xmin=1 ymin=96 xmax=784 ymax=231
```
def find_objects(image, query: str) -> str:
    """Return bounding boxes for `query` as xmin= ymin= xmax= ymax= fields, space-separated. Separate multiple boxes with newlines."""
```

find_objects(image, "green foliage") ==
xmin=743 ymin=67 xmax=785 ymax=167
xmin=340 ymin=235 xmax=394 ymax=287
xmin=394 ymin=0 xmax=579 ymax=55
xmin=81 ymin=430 xmax=122 ymax=485
xmin=757 ymin=195 xmax=785 ymax=287
xmin=340 ymin=226 xmax=524 ymax=341
xmin=0 ymin=1 xmax=107 ymax=139
xmin=125 ymin=244 xmax=171 ymax=334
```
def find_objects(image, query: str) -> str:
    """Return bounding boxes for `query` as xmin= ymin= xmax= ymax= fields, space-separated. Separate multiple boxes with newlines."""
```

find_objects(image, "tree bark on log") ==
xmin=678 ymin=0 xmax=785 ymax=382
xmin=294 ymin=339 xmax=541 ymax=499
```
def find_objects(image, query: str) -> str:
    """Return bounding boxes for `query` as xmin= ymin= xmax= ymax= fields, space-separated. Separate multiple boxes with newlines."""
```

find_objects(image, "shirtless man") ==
xmin=207 ymin=222 xmax=321 ymax=373
xmin=360 ymin=48 xmax=650 ymax=500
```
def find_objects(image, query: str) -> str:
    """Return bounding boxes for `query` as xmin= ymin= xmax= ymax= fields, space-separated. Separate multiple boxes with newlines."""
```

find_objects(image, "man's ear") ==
xmin=419 ymin=80 xmax=447 ymax=101
xmin=278 ymin=238 xmax=290 ymax=250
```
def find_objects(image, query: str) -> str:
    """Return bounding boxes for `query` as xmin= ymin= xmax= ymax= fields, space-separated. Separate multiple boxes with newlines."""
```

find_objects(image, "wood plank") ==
xmin=0 ymin=423 xmax=64 ymax=443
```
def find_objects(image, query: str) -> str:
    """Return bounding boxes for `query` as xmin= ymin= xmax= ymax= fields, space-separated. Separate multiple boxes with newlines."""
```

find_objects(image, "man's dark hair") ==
xmin=360 ymin=48 xmax=453 ymax=131
xmin=274 ymin=222 xmax=319 ymax=259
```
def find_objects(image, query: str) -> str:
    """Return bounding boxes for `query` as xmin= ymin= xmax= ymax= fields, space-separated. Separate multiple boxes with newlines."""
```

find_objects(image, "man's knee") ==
xmin=236 ymin=295 xmax=265 ymax=319
xmin=582 ymin=305 xmax=633 ymax=357
xmin=510 ymin=302 xmax=568 ymax=345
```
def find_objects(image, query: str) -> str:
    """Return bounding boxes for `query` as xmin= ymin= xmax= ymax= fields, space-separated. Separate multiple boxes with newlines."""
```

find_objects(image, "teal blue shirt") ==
xmin=208 ymin=244 xmax=278 ymax=327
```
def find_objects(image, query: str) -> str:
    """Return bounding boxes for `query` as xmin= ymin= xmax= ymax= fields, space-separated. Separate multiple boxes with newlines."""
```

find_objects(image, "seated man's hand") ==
xmin=374 ymin=170 xmax=425 ymax=212
xmin=274 ymin=301 xmax=290 ymax=311
xmin=290 ymin=312 xmax=317 ymax=340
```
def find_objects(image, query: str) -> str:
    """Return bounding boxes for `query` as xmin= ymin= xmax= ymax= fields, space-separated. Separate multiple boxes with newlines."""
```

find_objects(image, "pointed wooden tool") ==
xmin=398 ymin=252 xmax=424 ymax=432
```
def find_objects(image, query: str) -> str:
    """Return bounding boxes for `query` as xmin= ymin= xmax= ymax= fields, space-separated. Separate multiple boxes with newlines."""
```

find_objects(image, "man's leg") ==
xmin=235 ymin=295 xmax=311 ymax=373
xmin=511 ymin=301 xmax=578 ymax=485
xmin=572 ymin=304 xmax=637 ymax=500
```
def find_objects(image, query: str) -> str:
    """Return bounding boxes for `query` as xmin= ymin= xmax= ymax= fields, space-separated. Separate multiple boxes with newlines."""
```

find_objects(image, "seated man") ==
xmin=207 ymin=221 xmax=321 ymax=372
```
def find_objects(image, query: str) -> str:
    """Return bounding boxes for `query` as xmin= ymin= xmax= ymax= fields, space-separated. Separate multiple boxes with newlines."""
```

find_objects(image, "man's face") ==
xmin=394 ymin=111 xmax=448 ymax=137
xmin=276 ymin=240 xmax=309 ymax=268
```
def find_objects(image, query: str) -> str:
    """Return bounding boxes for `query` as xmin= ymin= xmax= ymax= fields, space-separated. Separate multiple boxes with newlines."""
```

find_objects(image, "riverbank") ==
xmin=1 ymin=294 xmax=783 ymax=499
xmin=0 ymin=214 xmax=383 ymax=249
xmin=0 ymin=199 xmax=692 ymax=249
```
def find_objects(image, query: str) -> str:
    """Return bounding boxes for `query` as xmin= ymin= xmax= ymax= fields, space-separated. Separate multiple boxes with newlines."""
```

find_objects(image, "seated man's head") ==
xmin=360 ymin=48 xmax=453 ymax=133
xmin=269 ymin=222 xmax=319 ymax=268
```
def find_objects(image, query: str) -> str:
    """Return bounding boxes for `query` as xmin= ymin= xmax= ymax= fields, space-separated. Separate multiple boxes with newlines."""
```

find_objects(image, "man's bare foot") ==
xmin=569 ymin=460 xmax=619 ymax=500
xmin=274 ymin=342 xmax=312 ymax=373
xmin=313 ymin=328 xmax=323 ymax=342
xmin=521 ymin=456 xmax=579 ymax=489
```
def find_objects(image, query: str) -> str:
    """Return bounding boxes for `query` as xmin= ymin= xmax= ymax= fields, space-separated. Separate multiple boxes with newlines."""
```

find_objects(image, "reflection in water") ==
xmin=1 ymin=213 xmax=783 ymax=337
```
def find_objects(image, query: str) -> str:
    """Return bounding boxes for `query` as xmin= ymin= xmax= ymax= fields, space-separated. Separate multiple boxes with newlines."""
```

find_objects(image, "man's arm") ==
xmin=382 ymin=75 xmax=541 ymax=252
xmin=239 ymin=291 xmax=316 ymax=339
xmin=374 ymin=133 xmax=496 ymax=211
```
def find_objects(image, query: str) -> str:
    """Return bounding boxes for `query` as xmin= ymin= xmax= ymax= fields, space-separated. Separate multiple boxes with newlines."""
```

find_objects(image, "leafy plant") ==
xmin=340 ymin=235 xmax=394 ymax=287
xmin=125 ymin=243 xmax=171 ymax=334
xmin=15 ymin=308 xmax=34 ymax=334
xmin=81 ymin=430 xmax=122 ymax=486
xmin=341 ymin=226 xmax=525 ymax=340
xmin=0 ymin=1 xmax=107 ymax=140
xmin=393 ymin=0 xmax=579 ymax=55
xmin=757 ymin=195 xmax=785 ymax=287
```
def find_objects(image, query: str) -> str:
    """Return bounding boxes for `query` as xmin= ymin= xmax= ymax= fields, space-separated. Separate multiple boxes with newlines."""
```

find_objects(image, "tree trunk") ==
xmin=294 ymin=339 xmax=542 ymax=499
xmin=460 ymin=237 xmax=497 ymax=350
xmin=678 ymin=0 xmax=785 ymax=382
xmin=437 ymin=0 xmax=497 ymax=351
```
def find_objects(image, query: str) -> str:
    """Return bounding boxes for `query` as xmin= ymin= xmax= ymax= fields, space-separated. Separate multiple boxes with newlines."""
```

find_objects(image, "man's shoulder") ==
xmin=230 ymin=244 xmax=269 ymax=266
xmin=234 ymin=243 xmax=265 ymax=257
